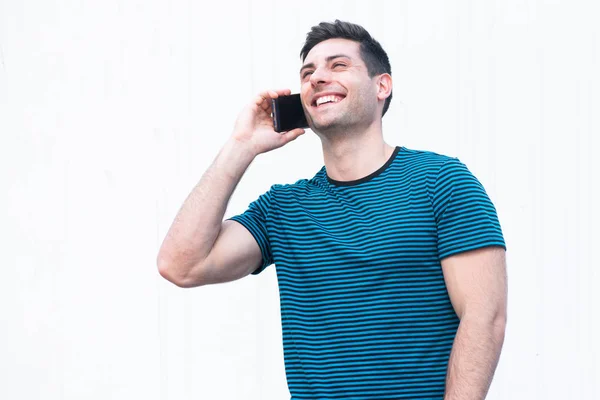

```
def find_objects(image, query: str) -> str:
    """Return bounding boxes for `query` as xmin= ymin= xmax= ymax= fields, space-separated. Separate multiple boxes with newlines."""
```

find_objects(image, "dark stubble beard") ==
xmin=310 ymin=94 xmax=377 ymax=136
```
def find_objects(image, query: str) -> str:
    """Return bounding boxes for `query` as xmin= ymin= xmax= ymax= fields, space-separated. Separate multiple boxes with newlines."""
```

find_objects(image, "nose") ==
xmin=309 ymin=66 xmax=331 ymax=87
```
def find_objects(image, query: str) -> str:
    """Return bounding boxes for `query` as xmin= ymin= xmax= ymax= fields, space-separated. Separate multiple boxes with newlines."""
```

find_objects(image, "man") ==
xmin=157 ymin=20 xmax=507 ymax=400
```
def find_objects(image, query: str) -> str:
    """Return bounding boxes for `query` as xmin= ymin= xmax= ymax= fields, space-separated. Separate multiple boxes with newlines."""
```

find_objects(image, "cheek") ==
xmin=357 ymin=84 xmax=377 ymax=103
xmin=300 ymin=86 xmax=311 ymax=106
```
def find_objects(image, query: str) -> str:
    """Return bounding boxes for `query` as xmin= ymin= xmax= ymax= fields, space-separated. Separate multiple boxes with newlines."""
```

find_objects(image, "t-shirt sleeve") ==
xmin=430 ymin=158 xmax=506 ymax=260
xmin=224 ymin=186 xmax=275 ymax=275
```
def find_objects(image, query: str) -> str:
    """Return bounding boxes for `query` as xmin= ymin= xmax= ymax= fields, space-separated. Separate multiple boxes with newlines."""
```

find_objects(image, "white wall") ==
xmin=1 ymin=0 xmax=598 ymax=398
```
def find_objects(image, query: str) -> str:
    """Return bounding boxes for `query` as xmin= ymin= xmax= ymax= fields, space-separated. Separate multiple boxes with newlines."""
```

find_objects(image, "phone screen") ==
xmin=272 ymin=94 xmax=309 ymax=133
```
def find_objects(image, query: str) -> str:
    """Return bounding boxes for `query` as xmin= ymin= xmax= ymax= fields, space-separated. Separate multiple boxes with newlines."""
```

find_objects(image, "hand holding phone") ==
xmin=271 ymin=94 xmax=309 ymax=133
xmin=231 ymin=89 xmax=306 ymax=156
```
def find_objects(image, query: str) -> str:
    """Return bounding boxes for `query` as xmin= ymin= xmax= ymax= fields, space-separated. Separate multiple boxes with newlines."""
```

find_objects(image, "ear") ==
xmin=376 ymin=73 xmax=392 ymax=101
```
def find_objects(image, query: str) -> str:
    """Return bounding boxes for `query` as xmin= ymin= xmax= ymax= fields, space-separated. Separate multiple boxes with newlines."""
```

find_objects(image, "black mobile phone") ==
xmin=271 ymin=94 xmax=309 ymax=133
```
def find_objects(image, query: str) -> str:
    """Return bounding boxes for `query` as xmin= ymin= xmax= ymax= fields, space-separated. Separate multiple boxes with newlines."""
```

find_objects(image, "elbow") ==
xmin=157 ymin=254 xmax=180 ymax=286
xmin=157 ymin=254 xmax=190 ymax=288
xmin=156 ymin=253 xmax=204 ymax=288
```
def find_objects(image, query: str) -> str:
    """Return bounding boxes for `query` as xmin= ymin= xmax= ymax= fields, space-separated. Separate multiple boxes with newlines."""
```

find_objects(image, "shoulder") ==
xmin=268 ymin=166 xmax=328 ymax=194
xmin=399 ymin=146 xmax=460 ymax=175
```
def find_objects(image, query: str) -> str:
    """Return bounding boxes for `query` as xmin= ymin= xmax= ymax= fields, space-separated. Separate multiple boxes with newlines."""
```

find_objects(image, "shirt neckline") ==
xmin=326 ymin=146 xmax=403 ymax=187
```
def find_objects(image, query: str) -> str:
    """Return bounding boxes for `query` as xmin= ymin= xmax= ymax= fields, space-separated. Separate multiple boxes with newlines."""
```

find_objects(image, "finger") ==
xmin=282 ymin=127 xmax=306 ymax=140
xmin=274 ymin=88 xmax=292 ymax=97
xmin=255 ymin=89 xmax=293 ymax=113
xmin=263 ymin=89 xmax=291 ymax=98
xmin=257 ymin=89 xmax=291 ymax=103
xmin=255 ymin=91 xmax=276 ymax=112
xmin=255 ymin=93 xmax=270 ymax=108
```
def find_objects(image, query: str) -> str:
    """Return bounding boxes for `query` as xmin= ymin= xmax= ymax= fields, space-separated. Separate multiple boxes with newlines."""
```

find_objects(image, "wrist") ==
xmin=224 ymin=137 xmax=257 ymax=162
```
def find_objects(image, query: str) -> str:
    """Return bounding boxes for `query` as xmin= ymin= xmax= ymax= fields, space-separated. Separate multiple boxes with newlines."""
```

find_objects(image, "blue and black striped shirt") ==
xmin=227 ymin=146 xmax=506 ymax=399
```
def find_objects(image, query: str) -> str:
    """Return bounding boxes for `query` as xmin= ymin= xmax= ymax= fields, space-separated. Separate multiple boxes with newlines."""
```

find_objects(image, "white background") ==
xmin=1 ymin=0 xmax=598 ymax=399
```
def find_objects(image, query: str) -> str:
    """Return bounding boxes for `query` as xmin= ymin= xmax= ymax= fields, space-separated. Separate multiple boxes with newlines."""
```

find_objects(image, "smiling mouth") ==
xmin=312 ymin=95 xmax=346 ymax=108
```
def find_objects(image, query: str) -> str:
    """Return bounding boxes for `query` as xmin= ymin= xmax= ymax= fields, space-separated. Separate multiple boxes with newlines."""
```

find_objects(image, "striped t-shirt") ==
xmin=227 ymin=146 xmax=506 ymax=399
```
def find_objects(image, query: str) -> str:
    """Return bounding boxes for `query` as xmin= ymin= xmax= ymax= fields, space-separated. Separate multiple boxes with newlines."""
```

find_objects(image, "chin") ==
xmin=310 ymin=119 xmax=337 ymax=132
xmin=311 ymin=123 xmax=349 ymax=137
xmin=309 ymin=113 xmax=343 ymax=129
xmin=318 ymin=114 xmax=358 ymax=130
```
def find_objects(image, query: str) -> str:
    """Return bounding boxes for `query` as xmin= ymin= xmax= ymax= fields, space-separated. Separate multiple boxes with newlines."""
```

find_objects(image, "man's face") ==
xmin=299 ymin=38 xmax=380 ymax=133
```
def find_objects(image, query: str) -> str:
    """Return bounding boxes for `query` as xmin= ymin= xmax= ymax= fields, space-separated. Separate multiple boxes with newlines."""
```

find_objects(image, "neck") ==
xmin=319 ymin=120 xmax=396 ymax=183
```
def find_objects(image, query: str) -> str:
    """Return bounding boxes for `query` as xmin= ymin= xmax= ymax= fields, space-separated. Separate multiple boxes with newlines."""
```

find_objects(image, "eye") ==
xmin=302 ymin=71 xmax=313 ymax=79
xmin=332 ymin=62 xmax=346 ymax=68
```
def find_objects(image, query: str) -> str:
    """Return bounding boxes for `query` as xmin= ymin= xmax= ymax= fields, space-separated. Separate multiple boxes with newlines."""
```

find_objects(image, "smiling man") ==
xmin=158 ymin=20 xmax=507 ymax=400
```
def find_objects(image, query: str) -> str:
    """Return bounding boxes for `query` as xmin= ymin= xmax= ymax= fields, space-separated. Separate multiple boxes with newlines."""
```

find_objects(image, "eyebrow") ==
xmin=300 ymin=54 xmax=352 ymax=75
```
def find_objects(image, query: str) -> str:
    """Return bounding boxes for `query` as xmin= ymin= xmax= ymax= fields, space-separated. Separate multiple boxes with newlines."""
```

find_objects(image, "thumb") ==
xmin=282 ymin=128 xmax=306 ymax=143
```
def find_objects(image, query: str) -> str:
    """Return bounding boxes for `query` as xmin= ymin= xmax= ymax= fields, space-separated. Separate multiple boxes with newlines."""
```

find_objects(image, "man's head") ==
xmin=299 ymin=20 xmax=393 ymax=133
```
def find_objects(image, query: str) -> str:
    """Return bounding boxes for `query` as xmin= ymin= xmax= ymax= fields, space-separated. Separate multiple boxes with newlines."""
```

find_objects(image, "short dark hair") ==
xmin=300 ymin=20 xmax=393 ymax=117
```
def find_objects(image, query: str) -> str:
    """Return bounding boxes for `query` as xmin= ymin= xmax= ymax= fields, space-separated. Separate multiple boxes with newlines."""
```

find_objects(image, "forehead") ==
xmin=303 ymin=38 xmax=362 ymax=64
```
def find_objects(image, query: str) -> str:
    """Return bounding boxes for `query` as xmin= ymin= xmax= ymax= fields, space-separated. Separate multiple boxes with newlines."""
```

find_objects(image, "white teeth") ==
xmin=315 ymin=95 xmax=343 ymax=106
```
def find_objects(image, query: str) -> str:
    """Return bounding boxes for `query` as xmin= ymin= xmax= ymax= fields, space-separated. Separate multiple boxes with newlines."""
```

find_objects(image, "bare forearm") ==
xmin=157 ymin=138 xmax=256 ymax=275
xmin=444 ymin=316 xmax=506 ymax=400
